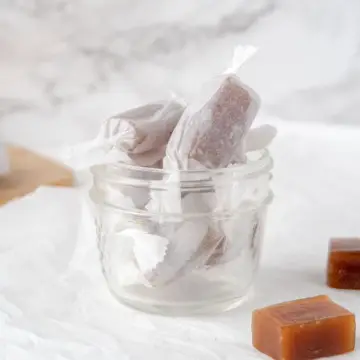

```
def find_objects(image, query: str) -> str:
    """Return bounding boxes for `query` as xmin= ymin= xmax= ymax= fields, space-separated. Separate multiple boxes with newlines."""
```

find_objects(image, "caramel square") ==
xmin=252 ymin=295 xmax=355 ymax=360
xmin=327 ymin=238 xmax=360 ymax=289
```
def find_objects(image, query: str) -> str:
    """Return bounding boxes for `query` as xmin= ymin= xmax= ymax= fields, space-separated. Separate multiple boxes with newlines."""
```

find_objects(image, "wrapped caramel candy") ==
xmin=64 ymin=99 xmax=185 ymax=170
xmin=102 ymin=100 xmax=185 ymax=167
xmin=165 ymin=74 xmax=260 ymax=169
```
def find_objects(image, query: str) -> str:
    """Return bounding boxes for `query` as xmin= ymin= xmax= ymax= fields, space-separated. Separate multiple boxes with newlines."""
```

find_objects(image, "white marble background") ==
xmin=1 ymin=0 xmax=360 ymax=149
xmin=1 ymin=1 xmax=360 ymax=359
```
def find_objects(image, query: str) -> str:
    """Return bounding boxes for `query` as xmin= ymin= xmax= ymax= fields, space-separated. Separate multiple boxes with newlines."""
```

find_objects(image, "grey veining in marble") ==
xmin=0 ymin=0 xmax=359 ymax=141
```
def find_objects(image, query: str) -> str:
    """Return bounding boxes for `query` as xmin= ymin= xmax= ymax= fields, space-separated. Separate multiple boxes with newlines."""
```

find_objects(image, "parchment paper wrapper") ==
xmin=63 ymin=99 xmax=185 ymax=171
xmin=102 ymin=100 xmax=185 ymax=167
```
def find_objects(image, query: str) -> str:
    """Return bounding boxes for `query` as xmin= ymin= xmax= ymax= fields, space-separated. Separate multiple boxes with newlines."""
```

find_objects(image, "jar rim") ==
xmin=91 ymin=149 xmax=273 ymax=180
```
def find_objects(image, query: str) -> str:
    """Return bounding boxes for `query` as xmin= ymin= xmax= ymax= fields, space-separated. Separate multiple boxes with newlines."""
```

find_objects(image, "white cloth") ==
xmin=0 ymin=119 xmax=359 ymax=359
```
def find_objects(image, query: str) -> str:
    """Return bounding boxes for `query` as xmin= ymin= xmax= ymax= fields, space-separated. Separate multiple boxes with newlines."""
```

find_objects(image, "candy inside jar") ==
xmin=88 ymin=45 xmax=275 ymax=315
xmin=90 ymin=149 xmax=273 ymax=315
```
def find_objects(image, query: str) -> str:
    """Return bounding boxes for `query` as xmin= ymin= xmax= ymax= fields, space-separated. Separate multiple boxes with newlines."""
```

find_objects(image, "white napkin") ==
xmin=4 ymin=119 xmax=360 ymax=360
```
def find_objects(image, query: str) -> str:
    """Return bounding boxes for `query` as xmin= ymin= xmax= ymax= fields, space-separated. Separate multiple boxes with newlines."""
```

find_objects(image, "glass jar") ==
xmin=89 ymin=150 xmax=273 ymax=315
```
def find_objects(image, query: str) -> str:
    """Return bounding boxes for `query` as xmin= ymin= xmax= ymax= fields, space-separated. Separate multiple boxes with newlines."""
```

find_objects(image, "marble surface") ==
xmin=1 ymin=0 xmax=360 ymax=147
xmin=1 ymin=0 xmax=360 ymax=359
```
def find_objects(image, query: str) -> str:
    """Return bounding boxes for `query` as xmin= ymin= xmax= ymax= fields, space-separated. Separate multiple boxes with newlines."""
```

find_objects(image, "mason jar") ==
xmin=89 ymin=149 xmax=273 ymax=315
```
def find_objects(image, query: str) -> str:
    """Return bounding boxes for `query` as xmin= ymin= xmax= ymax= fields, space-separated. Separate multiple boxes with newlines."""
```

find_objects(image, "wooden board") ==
xmin=0 ymin=145 xmax=74 ymax=206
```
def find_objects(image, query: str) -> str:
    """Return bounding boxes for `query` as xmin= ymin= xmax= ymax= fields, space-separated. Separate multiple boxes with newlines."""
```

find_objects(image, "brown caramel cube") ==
xmin=327 ymin=238 xmax=360 ymax=289
xmin=252 ymin=295 xmax=355 ymax=360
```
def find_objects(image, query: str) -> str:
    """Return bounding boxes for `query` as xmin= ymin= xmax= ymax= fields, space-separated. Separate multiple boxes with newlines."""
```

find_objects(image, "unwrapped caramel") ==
xmin=327 ymin=238 xmax=360 ymax=289
xmin=252 ymin=295 xmax=355 ymax=360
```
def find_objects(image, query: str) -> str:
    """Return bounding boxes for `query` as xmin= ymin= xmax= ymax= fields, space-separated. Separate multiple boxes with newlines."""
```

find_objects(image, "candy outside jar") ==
xmin=89 ymin=149 xmax=273 ymax=315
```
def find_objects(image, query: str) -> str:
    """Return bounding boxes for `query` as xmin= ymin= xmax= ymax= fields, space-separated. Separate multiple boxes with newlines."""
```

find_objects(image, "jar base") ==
xmin=109 ymin=286 xmax=253 ymax=316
